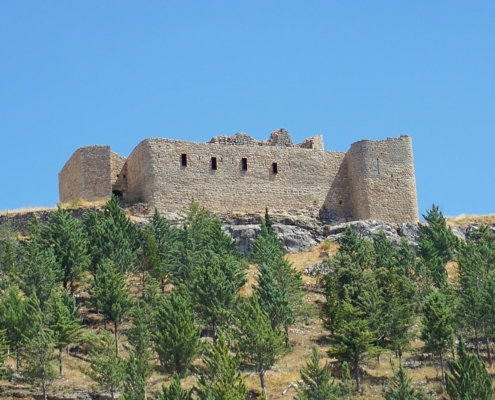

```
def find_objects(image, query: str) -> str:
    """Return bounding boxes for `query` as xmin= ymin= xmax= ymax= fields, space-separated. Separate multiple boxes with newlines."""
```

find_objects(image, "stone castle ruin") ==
xmin=59 ymin=129 xmax=419 ymax=223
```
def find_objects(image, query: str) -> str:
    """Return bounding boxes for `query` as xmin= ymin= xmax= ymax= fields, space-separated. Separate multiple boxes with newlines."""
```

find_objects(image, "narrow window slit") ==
xmin=272 ymin=162 xmax=278 ymax=174
xmin=241 ymin=158 xmax=248 ymax=170
xmin=211 ymin=157 xmax=217 ymax=170
xmin=181 ymin=154 xmax=187 ymax=167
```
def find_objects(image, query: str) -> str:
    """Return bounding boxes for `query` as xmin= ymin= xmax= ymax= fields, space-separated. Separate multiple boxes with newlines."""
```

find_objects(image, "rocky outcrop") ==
xmin=1 ymin=204 xmax=491 ymax=257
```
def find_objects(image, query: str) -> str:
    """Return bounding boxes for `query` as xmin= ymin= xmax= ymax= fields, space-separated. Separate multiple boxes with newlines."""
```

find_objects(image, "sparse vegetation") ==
xmin=0 ymin=200 xmax=494 ymax=399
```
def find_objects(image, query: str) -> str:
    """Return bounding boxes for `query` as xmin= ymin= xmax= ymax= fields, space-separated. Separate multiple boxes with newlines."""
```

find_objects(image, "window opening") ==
xmin=211 ymin=157 xmax=217 ymax=170
xmin=123 ymin=175 xmax=126 ymax=179
xmin=241 ymin=158 xmax=248 ymax=170
xmin=112 ymin=190 xmax=123 ymax=198
xmin=339 ymin=200 xmax=342 ymax=205
xmin=272 ymin=162 xmax=278 ymax=173
xmin=181 ymin=154 xmax=187 ymax=167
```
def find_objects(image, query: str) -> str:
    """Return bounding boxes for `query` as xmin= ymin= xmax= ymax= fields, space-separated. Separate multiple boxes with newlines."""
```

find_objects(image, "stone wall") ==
xmin=346 ymin=135 xmax=418 ymax=222
xmin=59 ymin=146 xmax=112 ymax=203
xmin=58 ymin=132 xmax=419 ymax=223
xmin=125 ymin=138 xmax=353 ymax=217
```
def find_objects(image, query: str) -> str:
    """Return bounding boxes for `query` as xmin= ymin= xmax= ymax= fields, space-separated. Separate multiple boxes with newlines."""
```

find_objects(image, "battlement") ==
xmin=59 ymin=130 xmax=419 ymax=223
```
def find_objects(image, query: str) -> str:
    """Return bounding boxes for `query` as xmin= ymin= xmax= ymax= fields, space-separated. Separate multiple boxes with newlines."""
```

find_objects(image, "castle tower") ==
xmin=346 ymin=135 xmax=419 ymax=223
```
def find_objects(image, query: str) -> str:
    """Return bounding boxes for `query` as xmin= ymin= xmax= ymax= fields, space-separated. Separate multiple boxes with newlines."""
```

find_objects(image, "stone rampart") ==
xmin=125 ymin=138 xmax=352 ymax=217
xmin=58 ymin=130 xmax=419 ymax=223
xmin=347 ymin=135 xmax=418 ymax=222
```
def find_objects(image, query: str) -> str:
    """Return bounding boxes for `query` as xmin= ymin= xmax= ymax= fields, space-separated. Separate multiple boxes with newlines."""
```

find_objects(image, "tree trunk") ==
xmin=377 ymin=341 xmax=381 ymax=364
xmin=355 ymin=358 xmax=361 ymax=393
xmin=114 ymin=321 xmax=119 ymax=353
xmin=42 ymin=380 xmax=47 ymax=400
xmin=440 ymin=350 xmax=446 ymax=387
xmin=260 ymin=371 xmax=267 ymax=399
xmin=475 ymin=328 xmax=480 ymax=357
xmin=398 ymin=347 xmax=403 ymax=363
xmin=16 ymin=348 xmax=20 ymax=371
xmin=487 ymin=335 xmax=493 ymax=367
xmin=59 ymin=346 xmax=63 ymax=375
xmin=285 ymin=325 xmax=289 ymax=348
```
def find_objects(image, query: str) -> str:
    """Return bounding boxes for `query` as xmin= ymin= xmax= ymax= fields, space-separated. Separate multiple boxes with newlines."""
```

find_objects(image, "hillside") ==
xmin=0 ymin=203 xmax=494 ymax=399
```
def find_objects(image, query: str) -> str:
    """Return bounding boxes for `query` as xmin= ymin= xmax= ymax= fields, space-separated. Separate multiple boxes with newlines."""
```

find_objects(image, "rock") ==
xmin=304 ymin=263 xmax=333 ymax=277
xmin=450 ymin=226 xmax=466 ymax=241
xmin=223 ymin=224 xmax=260 ymax=257
xmin=397 ymin=222 xmax=421 ymax=248
xmin=274 ymin=224 xmax=317 ymax=253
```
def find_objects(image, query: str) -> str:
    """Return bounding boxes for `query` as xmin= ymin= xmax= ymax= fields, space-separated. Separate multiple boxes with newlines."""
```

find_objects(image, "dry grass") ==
xmin=0 ymin=244 xmax=470 ymax=399
xmin=446 ymin=213 xmax=495 ymax=228
xmin=0 ymin=205 xmax=57 ymax=216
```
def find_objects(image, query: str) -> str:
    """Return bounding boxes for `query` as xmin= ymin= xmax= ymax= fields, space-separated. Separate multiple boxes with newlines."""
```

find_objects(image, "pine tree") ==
xmin=122 ymin=303 xmax=154 ymax=400
xmin=420 ymin=290 xmax=454 ymax=386
xmin=250 ymin=209 xmax=302 ymax=346
xmin=0 ymin=329 xmax=8 ymax=370
xmin=83 ymin=330 xmax=125 ymax=400
xmin=327 ymin=300 xmax=376 ymax=394
xmin=153 ymin=289 xmax=201 ymax=376
xmin=294 ymin=346 xmax=341 ymax=400
xmin=83 ymin=196 xmax=140 ymax=274
xmin=196 ymin=332 xmax=247 ymax=400
xmin=418 ymin=204 xmax=458 ymax=288
xmin=232 ymin=295 xmax=285 ymax=398
xmin=20 ymin=219 xmax=62 ymax=309
xmin=48 ymin=290 xmax=82 ymax=375
xmin=90 ymin=260 xmax=131 ymax=351
xmin=382 ymin=363 xmax=423 ymax=400
xmin=445 ymin=336 xmax=493 ymax=400
xmin=255 ymin=262 xmax=293 ymax=331
xmin=159 ymin=373 xmax=193 ymax=400
xmin=21 ymin=329 xmax=57 ymax=400
xmin=0 ymin=285 xmax=28 ymax=370
xmin=144 ymin=208 xmax=179 ymax=291
xmin=43 ymin=207 xmax=90 ymax=293
xmin=187 ymin=249 xmax=245 ymax=341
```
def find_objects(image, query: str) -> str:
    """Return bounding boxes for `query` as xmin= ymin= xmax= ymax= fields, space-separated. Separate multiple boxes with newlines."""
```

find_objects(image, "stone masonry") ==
xmin=58 ymin=129 xmax=419 ymax=223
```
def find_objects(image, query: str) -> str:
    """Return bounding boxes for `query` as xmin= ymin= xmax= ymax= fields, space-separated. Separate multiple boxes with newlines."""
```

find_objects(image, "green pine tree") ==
xmin=43 ymin=207 xmax=90 ymax=293
xmin=294 ymin=346 xmax=342 ymax=400
xmin=48 ymin=290 xmax=83 ymax=375
xmin=250 ymin=209 xmax=302 ymax=346
xmin=420 ymin=290 xmax=454 ymax=386
xmin=83 ymin=330 xmax=125 ymax=400
xmin=144 ymin=208 xmax=179 ymax=291
xmin=83 ymin=196 xmax=140 ymax=274
xmin=122 ymin=303 xmax=154 ymax=400
xmin=0 ymin=285 xmax=28 ymax=370
xmin=196 ymin=332 xmax=247 ymax=400
xmin=21 ymin=329 xmax=57 ymax=400
xmin=0 ymin=329 xmax=8 ymax=370
xmin=90 ymin=260 xmax=131 ymax=351
xmin=232 ymin=295 xmax=285 ymax=398
xmin=159 ymin=373 xmax=193 ymax=400
xmin=382 ymin=363 xmax=424 ymax=400
xmin=445 ymin=336 xmax=493 ymax=400
xmin=327 ymin=300 xmax=376 ymax=394
xmin=187 ymin=249 xmax=246 ymax=341
xmin=153 ymin=289 xmax=201 ymax=376
xmin=20 ymin=219 xmax=62 ymax=309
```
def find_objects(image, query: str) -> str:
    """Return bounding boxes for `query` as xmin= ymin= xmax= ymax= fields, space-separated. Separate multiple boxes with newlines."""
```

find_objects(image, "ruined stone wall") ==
xmin=125 ymin=140 xmax=156 ymax=203
xmin=125 ymin=138 xmax=353 ymax=216
xmin=59 ymin=150 xmax=82 ymax=203
xmin=59 ymin=146 xmax=112 ymax=203
xmin=346 ymin=135 xmax=419 ymax=223
xmin=111 ymin=152 xmax=127 ymax=192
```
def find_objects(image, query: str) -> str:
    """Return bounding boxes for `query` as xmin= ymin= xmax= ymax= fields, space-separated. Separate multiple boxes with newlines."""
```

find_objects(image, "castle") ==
xmin=58 ymin=129 xmax=419 ymax=223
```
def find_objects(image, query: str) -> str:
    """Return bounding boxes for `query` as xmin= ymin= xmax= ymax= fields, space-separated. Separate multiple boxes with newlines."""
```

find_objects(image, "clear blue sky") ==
xmin=1 ymin=1 xmax=494 ymax=217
